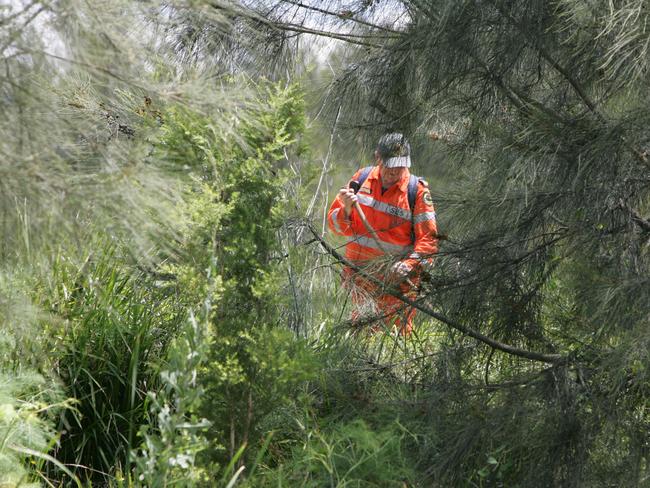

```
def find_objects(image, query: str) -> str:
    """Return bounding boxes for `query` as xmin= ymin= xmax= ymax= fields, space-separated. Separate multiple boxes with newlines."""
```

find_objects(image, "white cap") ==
xmin=377 ymin=133 xmax=412 ymax=168
xmin=382 ymin=155 xmax=411 ymax=168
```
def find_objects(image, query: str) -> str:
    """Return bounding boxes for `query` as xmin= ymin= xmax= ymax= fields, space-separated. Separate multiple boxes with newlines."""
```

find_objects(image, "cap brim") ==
xmin=383 ymin=155 xmax=411 ymax=168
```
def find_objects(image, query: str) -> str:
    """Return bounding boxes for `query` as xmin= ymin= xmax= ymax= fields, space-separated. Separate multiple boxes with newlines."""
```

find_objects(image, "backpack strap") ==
xmin=356 ymin=166 xmax=373 ymax=188
xmin=407 ymin=174 xmax=419 ymax=213
xmin=408 ymin=174 xmax=420 ymax=244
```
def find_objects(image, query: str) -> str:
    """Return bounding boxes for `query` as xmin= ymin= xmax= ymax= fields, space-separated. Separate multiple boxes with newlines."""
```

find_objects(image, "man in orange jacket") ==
xmin=327 ymin=133 xmax=438 ymax=335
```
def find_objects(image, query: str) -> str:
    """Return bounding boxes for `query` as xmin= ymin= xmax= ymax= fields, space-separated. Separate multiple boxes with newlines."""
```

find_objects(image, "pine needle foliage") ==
xmin=242 ymin=1 xmax=650 ymax=486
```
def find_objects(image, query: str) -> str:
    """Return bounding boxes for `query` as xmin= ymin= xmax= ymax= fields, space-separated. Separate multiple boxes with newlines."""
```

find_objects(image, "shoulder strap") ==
xmin=407 ymin=174 xmax=419 ymax=212
xmin=408 ymin=174 xmax=420 ymax=244
xmin=357 ymin=166 xmax=373 ymax=188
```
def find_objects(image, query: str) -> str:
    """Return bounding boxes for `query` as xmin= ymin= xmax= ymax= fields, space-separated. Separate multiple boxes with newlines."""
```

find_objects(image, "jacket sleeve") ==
xmin=403 ymin=182 xmax=438 ymax=270
xmin=327 ymin=169 xmax=365 ymax=237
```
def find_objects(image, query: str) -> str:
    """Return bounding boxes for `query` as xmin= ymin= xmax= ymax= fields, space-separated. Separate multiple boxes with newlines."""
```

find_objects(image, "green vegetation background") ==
xmin=1 ymin=1 xmax=649 ymax=487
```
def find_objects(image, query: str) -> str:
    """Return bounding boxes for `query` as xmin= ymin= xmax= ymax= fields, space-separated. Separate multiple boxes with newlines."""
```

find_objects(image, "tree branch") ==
xmin=619 ymin=199 xmax=650 ymax=232
xmin=0 ymin=5 xmax=46 ymax=56
xmin=485 ymin=0 xmax=603 ymax=121
xmin=486 ymin=0 xmax=650 ymax=168
xmin=272 ymin=21 xmax=396 ymax=42
xmin=308 ymin=222 xmax=565 ymax=365
xmin=278 ymin=0 xmax=400 ymax=34
xmin=0 ymin=1 xmax=38 ymax=27
xmin=210 ymin=1 xmax=394 ymax=48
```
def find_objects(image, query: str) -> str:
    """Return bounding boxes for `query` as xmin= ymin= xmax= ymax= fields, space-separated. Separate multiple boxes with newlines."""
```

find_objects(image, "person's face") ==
xmin=378 ymin=160 xmax=408 ymax=187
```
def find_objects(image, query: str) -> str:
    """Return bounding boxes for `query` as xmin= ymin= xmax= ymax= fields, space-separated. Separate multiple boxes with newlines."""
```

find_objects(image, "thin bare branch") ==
xmin=279 ymin=0 xmax=401 ymax=34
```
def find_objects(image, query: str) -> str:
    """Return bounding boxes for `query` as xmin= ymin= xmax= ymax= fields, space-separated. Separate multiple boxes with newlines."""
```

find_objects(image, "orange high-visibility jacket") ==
xmin=327 ymin=166 xmax=438 ymax=269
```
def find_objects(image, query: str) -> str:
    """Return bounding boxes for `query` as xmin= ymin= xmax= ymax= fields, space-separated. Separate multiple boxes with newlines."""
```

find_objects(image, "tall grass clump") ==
xmin=36 ymin=245 xmax=187 ymax=481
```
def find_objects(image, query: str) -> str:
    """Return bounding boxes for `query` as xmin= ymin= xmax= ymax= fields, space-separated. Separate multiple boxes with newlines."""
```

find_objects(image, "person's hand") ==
xmin=389 ymin=261 xmax=412 ymax=283
xmin=338 ymin=187 xmax=358 ymax=218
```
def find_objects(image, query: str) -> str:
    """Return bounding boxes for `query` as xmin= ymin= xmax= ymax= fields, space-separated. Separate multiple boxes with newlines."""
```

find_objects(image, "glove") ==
xmin=389 ymin=261 xmax=412 ymax=282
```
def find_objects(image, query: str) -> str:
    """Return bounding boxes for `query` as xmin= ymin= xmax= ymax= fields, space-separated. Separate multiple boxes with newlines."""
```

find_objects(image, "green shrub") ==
xmin=151 ymin=82 xmax=319 ymax=471
xmin=131 ymin=300 xmax=214 ymax=487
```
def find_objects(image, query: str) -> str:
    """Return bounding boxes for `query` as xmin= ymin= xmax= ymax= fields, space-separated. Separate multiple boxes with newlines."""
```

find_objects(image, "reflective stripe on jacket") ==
xmin=327 ymin=165 xmax=438 ymax=269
